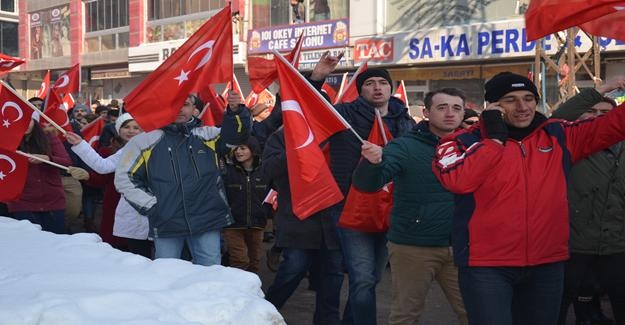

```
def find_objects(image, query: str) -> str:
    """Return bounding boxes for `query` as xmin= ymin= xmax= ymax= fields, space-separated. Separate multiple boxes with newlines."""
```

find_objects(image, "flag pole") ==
xmin=334 ymin=58 xmax=370 ymax=104
xmin=16 ymin=150 xmax=70 ymax=171
xmin=0 ymin=80 xmax=67 ymax=136
xmin=272 ymin=50 xmax=365 ymax=144
xmin=375 ymin=108 xmax=389 ymax=145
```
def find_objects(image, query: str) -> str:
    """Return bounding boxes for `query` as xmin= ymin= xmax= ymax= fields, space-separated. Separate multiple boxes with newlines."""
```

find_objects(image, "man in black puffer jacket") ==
xmin=307 ymin=53 xmax=416 ymax=325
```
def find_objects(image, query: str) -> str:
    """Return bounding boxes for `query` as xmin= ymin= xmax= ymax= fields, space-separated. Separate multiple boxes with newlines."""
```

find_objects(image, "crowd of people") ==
xmin=2 ymin=53 xmax=625 ymax=325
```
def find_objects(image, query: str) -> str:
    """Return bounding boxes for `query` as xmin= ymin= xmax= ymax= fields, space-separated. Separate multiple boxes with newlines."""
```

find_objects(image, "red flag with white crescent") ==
xmin=322 ymin=82 xmax=338 ymax=104
xmin=0 ymin=84 xmax=35 ymax=151
xmin=42 ymin=89 xmax=73 ymax=132
xmin=37 ymin=70 xmax=51 ymax=99
xmin=248 ymin=33 xmax=305 ymax=93
xmin=52 ymin=64 xmax=81 ymax=95
xmin=197 ymin=85 xmax=226 ymax=126
xmin=80 ymin=116 xmax=105 ymax=149
xmin=393 ymin=80 xmax=409 ymax=106
xmin=124 ymin=6 xmax=233 ymax=131
xmin=0 ymin=148 xmax=28 ymax=202
xmin=222 ymin=73 xmax=244 ymax=99
xmin=274 ymin=52 xmax=347 ymax=219
xmin=0 ymin=54 xmax=26 ymax=75
xmin=335 ymin=61 xmax=369 ymax=104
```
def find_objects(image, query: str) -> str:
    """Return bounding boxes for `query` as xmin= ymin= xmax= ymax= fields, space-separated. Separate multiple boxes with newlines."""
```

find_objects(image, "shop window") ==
xmin=0 ymin=0 xmax=15 ymax=13
xmin=0 ymin=21 xmax=17 ymax=56
xmin=252 ymin=0 xmax=348 ymax=29
xmin=84 ymin=31 xmax=129 ymax=53
xmin=85 ymin=0 xmax=129 ymax=33
xmin=148 ymin=0 xmax=225 ymax=20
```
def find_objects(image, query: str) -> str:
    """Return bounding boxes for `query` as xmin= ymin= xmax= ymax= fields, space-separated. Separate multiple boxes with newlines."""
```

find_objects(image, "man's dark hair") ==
xmin=423 ymin=88 xmax=466 ymax=110
xmin=599 ymin=96 xmax=617 ymax=108
xmin=188 ymin=94 xmax=205 ymax=113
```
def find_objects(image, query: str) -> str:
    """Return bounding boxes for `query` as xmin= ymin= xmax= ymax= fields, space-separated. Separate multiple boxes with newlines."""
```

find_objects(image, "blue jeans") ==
xmin=154 ymin=230 xmax=221 ymax=266
xmin=266 ymin=244 xmax=343 ymax=325
xmin=12 ymin=210 xmax=65 ymax=234
xmin=332 ymin=206 xmax=388 ymax=325
xmin=458 ymin=262 xmax=565 ymax=325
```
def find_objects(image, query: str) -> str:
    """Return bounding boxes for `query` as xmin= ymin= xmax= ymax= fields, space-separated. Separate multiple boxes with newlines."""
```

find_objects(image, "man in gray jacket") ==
xmin=115 ymin=91 xmax=250 ymax=266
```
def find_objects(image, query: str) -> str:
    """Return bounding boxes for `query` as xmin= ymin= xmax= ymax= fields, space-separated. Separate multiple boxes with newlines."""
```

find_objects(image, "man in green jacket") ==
xmin=352 ymin=88 xmax=468 ymax=325
xmin=551 ymin=77 xmax=625 ymax=325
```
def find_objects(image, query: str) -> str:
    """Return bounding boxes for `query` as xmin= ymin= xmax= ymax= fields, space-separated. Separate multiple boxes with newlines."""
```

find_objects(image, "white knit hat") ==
xmin=115 ymin=113 xmax=134 ymax=134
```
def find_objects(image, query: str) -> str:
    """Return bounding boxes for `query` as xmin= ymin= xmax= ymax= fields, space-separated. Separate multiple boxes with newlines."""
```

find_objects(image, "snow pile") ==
xmin=0 ymin=217 xmax=285 ymax=325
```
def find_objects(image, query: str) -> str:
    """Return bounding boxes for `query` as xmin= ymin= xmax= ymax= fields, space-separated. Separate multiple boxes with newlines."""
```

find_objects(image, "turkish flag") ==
xmin=221 ymin=73 xmax=244 ymax=99
xmin=81 ymin=116 xmax=105 ymax=148
xmin=52 ymin=64 xmax=81 ymax=95
xmin=124 ymin=6 xmax=233 ymax=131
xmin=42 ymin=89 xmax=73 ymax=132
xmin=37 ymin=70 xmax=50 ymax=99
xmin=393 ymin=80 xmax=409 ymax=106
xmin=0 ymin=54 xmax=25 ymax=75
xmin=275 ymin=52 xmax=347 ymax=219
xmin=248 ymin=33 xmax=304 ymax=93
xmin=335 ymin=61 xmax=369 ymax=104
xmin=0 ymin=83 xmax=35 ymax=151
xmin=63 ymin=93 xmax=75 ymax=111
xmin=525 ymin=0 xmax=625 ymax=41
xmin=246 ymin=88 xmax=276 ymax=111
xmin=0 ymin=148 xmax=28 ymax=202
xmin=338 ymin=115 xmax=394 ymax=232
xmin=198 ymin=85 xmax=226 ymax=126
xmin=322 ymin=82 xmax=338 ymax=104
xmin=580 ymin=7 xmax=625 ymax=41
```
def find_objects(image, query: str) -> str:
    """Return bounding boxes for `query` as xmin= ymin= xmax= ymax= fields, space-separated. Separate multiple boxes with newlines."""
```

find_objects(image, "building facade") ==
xmin=6 ymin=0 xmax=625 ymax=107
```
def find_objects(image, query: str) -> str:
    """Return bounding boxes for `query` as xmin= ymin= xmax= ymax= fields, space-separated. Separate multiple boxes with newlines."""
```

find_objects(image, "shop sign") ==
xmin=354 ymin=37 xmax=394 ymax=63
xmin=247 ymin=19 xmax=349 ymax=54
xmin=397 ymin=19 xmax=625 ymax=64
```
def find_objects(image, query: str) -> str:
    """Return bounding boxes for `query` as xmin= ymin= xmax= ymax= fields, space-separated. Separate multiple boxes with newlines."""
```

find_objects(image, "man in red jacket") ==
xmin=433 ymin=72 xmax=625 ymax=325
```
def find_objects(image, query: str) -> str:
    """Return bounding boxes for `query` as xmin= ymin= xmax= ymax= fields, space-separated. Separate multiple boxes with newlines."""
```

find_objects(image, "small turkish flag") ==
xmin=393 ymin=80 xmax=409 ymax=106
xmin=42 ymin=89 xmax=73 ymax=132
xmin=221 ymin=73 xmax=244 ymax=99
xmin=52 ymin=64 xmax=81 ymax=95
xmin=124 ymin=6 xmax=233 ymax=131
xmin=37 ymin=70 xmax=51 ymax=99
xmin=275 ymin=52 xmax=348 ymax=219
xmin=0 ymin=54 xmax=25 ymax=75
xmin=335 ymin=61 xmax=369 ymax=104
xmin=81 ymin=117 xmax=105 ymax=148
xmin=0 ymin=84 xmax=35 ymax=151
xmin=246 ymin=89 xmax=276 ymax=111
xmin=248 ymin=33 xmax=304 ymax=93
xmin=339 ymin=114 xmax=394 ymax=232
xmin=0 ymin=148 xmax=28 ymax=202
xmin=322 ymin=82 xmax=338 ymax=104
xmin=198 ymin=85 xmax=226 ymax=126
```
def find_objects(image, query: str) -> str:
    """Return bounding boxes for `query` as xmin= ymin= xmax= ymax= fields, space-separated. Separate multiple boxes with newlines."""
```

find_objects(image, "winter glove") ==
xmin=68 ymin=167 xmax=90 ymax=181
xmin=481 ymin=110 xmax=508 ymax=144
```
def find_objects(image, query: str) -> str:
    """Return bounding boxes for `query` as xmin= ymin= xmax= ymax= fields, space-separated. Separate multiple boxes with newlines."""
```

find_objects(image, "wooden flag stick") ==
xmin=16 ymin=150 xmax=70 ymax=171
xmin=0 ymin=80 xmax=67 ymax=135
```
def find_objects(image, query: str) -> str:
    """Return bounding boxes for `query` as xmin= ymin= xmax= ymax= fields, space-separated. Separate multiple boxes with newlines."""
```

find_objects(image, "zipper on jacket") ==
xmin=189 ymin=145 xmax=201 ymax=178
xmin=518 ymin=140 xmax=530 ymax=264
xmin=246 ymin=175 xmax=252 ymax=227
xmin=518 ymin=141 xmax=527 ymax=157
xmin=168 ymin=147 xmax=179 ymax=183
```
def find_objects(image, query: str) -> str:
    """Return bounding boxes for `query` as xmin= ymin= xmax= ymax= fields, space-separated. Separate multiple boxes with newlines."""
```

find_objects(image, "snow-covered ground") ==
xmin=0 ymin=217 xmax=285 ymax=325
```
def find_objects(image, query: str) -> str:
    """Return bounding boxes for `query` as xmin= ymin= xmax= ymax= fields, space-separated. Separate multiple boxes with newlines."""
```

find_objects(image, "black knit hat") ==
xmin=356 ymin=68 xmax=393 ymax=95
xmin=484 ymin=72 xmax=539 ymax=103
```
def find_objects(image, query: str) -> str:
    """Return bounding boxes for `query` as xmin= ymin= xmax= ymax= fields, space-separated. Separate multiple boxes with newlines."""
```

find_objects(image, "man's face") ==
xmin=497 ymin=90 xmax=537 ymax=128
xmin=423 ymin=93 xmax=464 ymax=136
xmin=30 ymin=100 xmax=44 ymax=111
xmin=579 ymin=101 xmax=613 ymax=120
xmin=360 ymin=77 xmax=391 ymax=107
xmin=73 ymin=107 xmax=88 ymax=120
xmin=176 ymin=97 xmax=196 ymax=123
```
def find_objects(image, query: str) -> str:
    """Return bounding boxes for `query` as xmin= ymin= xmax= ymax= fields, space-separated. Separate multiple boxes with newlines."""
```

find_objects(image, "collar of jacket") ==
xmin=409 ymin=120 xmax=440 ymax=145
xmin=163 ymin=117 xmax=201 ymax=135
xmin=507 ymin=112 xmax=548 ymax=141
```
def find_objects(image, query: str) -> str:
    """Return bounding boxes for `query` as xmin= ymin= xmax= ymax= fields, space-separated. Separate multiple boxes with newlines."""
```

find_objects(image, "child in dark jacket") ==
xmin=223 ymin=136 xmax=270 ymax=274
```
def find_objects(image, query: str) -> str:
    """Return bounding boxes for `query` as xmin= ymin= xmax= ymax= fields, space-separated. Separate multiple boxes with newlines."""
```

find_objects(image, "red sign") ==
xmin=354 ymin=38 xmax=394 ymax=63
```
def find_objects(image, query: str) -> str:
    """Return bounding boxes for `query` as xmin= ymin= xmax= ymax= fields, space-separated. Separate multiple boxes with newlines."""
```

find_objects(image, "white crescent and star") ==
xmin=173 ymin=40 xmax=216 ymax=85
xmin=1 ymin=101 xmax=24 ymax=128
xmin=54 ymin=74 xmax=69 ymax=88
xmin=0 ymin=154 xmax=17 ymax=180
xmin=281 ymin=100 xmax=314 ymax=149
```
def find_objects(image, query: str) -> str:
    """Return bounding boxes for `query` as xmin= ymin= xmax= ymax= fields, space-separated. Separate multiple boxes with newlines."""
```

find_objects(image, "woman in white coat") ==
xmin=66 ymin=113 xmax=151 ymax=258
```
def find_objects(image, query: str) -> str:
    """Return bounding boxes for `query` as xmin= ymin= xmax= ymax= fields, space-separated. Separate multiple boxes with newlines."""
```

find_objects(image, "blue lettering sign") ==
xmin=492 ymin=30 xmax=504 ymax=54
xmin=457 ymin=34 xmax=470 ymax=56
xmin=521 ymin=29 xmax=535 ymax=52
xmin=409 ymin=38 xmax=420 ymax=59
xmin=440 ymin=35 xmax=454 ymax=57
xmin=421 ymin=37 xmax=433 ymax=58
xmin=477 ymin=31 xmax=490 ymax=55
xmin=505 ymin=29 xmax=519 ymax=53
